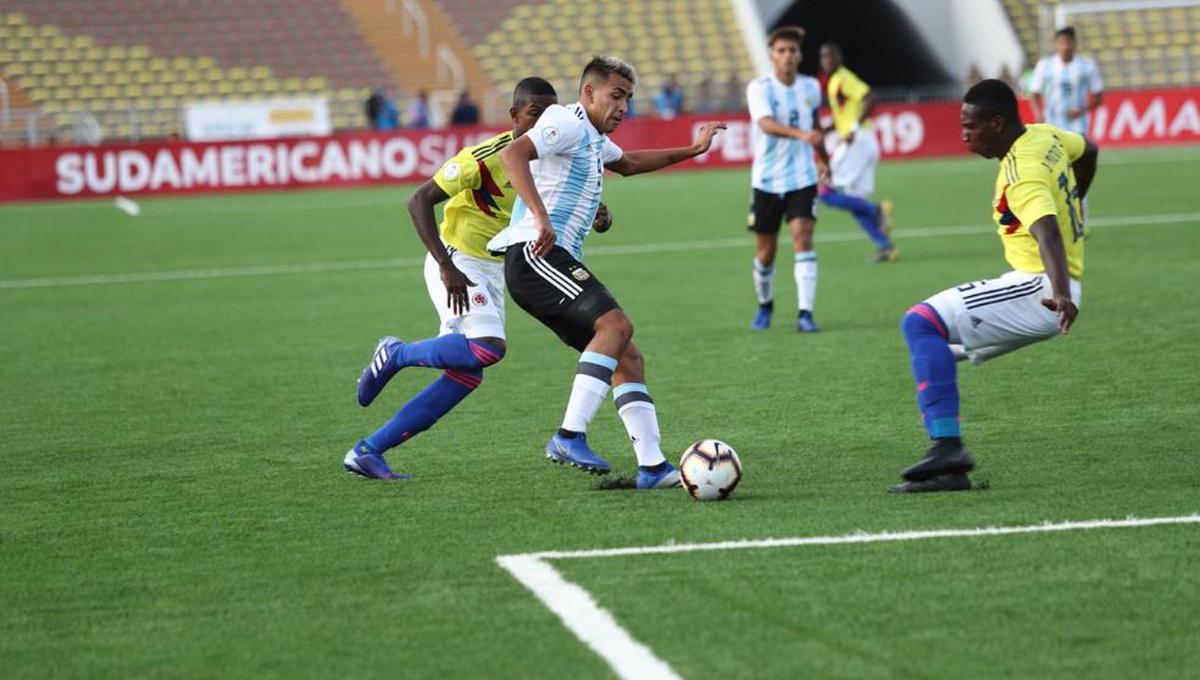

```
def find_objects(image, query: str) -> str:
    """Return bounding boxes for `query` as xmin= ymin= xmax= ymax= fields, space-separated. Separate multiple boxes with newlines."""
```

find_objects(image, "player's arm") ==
xmin=1072 ymin=138 xmax=1099 ymax=200
xmin=605 ymin=122 xmax=726 ymax=176
xmin=499 ymin=135 xmax=555 ymax=256
xmin=1029 ymin=93 xmax=1044 ymax=123
xmin=1029 ymin=216 xmax=1078 ymax=334
xmin=756 ymin=116 xmax=822 ymax=144
xmin=406 ymin=179 xmax=478 ymax=315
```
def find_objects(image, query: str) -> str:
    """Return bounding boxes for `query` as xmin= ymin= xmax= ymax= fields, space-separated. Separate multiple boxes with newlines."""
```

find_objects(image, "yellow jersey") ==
xmin=431 ymin=131 xmax=515 ymax=260
xmin=993 ymin=124 xmax=1087 ymax=279
xmin=827 ymin=66 xmax=871 ymax=138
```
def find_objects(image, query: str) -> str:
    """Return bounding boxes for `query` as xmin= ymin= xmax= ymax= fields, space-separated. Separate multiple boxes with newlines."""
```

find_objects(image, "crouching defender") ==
xmin=892 ymin=79 xmax=1098 ymax=493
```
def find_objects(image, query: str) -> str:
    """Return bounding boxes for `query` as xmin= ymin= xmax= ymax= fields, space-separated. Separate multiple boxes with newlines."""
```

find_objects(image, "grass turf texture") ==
xmin=2 ymin=146 xmax=1198 ymax=678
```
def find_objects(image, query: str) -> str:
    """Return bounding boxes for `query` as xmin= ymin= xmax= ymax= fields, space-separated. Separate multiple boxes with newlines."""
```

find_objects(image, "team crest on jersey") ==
xmin=473 ymin=293 xmax=488 ymax=306
xmin=542 ymin=126 xmax=560 ymax=146
xmin=442 ymin=161 xmax=461 ymax=180
xmin=570 ymin=267 xmax=591 ymax=282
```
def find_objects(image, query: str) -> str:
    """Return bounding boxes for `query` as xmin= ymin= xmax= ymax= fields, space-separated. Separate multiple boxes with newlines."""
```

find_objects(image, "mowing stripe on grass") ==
xmin=2 ymin=212 xmax=1197 ymax=290
xmin=497 ymin=514 xmax=1200 ymax=680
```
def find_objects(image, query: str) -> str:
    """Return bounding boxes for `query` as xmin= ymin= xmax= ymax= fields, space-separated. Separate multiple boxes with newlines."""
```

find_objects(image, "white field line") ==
xmin=497 ymin=514 xmax=1200 ymax=680
xmin=1 ymin=211 xmax=1197 ymax=291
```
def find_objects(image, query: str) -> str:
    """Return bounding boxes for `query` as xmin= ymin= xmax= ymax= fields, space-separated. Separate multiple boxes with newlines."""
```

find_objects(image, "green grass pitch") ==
xmin=1 ymin=146 xmax=1198 ymax=679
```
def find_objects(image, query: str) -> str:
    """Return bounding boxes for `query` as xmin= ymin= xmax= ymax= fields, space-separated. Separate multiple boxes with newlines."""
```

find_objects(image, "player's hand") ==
xmin=532 ymin=213 xmax=556 ymax=257
xmin=440 ymin=262 xmax=477 ymax=316
xmin=798 ymin=129 xmax=824 ymax=145
xmin=843 ymin=131 xmax=856 ymax=145
xmin=1041 ymin=295 xmax=1079 ymax=335
xmin=691 ymin=122 xmax=727 ymax=155
xmin=817 ymin=162 xmax=831 ymax=186
xmin=593 ymin=203 xmax=613 ymax=233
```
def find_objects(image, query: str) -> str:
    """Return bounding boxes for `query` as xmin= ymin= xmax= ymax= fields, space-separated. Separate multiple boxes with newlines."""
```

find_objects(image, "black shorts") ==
xmin=504 ymin=242 xmax=621 ymax=351
xmin=747 ymin=186 xmax=818 ymax=233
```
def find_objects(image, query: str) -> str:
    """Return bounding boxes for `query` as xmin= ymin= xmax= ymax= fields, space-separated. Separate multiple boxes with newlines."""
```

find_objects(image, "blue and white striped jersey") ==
xmin=486 ymin=103 xmax=623 ymax=260
xmin=1029 ymin=55 xmax=1104 ymax=135
xmin=746 ymin=74 xmax=822 ymax=194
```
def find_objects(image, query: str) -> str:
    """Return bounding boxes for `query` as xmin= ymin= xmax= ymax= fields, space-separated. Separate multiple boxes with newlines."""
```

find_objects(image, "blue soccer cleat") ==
xmin=546 ymin=433 xmax=611 ymax=474
xmin=357 ymin=336 xmax=404 ymax=407
xmin=343 ymin=440 xmax=411 ymax=480
xmin=797 ymin=310 xmax=820 ymax=333
xmin=750 ymin=302 xmax=773 ymax=330
xmin=636 ymin=461 xmax=681 ymax=489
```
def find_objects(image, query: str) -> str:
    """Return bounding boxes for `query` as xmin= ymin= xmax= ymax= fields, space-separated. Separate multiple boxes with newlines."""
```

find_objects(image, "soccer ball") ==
xmin=679 ymin=440 xmax=742 ymax=501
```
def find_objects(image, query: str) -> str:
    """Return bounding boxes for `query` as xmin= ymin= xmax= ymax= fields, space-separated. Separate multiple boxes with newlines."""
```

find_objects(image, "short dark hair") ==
xmin=820 ymin=42 xmax=842 ymax=56
xmin=1055 ymin=26 xmax=1077 ymax=40
xmin=768 ymin=25 xmax=805 ymax=47
xmin=512 ymin=76 xmax=557 ymax=106
xmin=579 ymin=56 xmax=637 ymax=92
xmin=963 ymin=78 xmax=1021 ymax=126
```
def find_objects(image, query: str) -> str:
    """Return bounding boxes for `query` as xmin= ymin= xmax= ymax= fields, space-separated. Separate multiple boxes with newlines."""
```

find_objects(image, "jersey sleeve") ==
xmin=529 ymin=105 xmax=585 ymax=158
xmin=1005 ymin=174 xmax=1059 ymax=230
xmin=1060 ymin=129 xmax=1087 ymax=162
xmin=1085 ymin=59 xmax=1104 ymax=93
xmin=601 ymin=136 xmax=624 ymax=164
xmin=746 ymin=80 xmax=772 ymax=122
xmin=1028 ymin=60 xmax=1046 ymax=94
xmin=839 ymin=70 xmax=870 ymax=101
xmin=431 ymin=147 xmax=481 ymax=196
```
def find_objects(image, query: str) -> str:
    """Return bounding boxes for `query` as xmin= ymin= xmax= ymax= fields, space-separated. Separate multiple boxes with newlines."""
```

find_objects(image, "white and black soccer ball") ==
xmin=679 ymin=440 xmax=742 ymax=501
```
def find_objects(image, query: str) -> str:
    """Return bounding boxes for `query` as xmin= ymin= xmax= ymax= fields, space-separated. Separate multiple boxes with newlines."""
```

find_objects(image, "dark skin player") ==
xmin=959 ymin=102 xmax=1098 ymax=334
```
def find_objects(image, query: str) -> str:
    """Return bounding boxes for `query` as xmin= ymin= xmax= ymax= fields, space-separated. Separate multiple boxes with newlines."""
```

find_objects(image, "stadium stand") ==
xmin=0 ymin=2 xmax=391 ymax=141
xmin=1000 ymin=0 xmax=1200 ymax=88
xmin=458 ymin=0 xmax=756 ymax=115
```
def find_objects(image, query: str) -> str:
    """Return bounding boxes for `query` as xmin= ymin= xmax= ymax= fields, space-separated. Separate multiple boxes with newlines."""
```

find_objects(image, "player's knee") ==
xmin=902 ymin=305 xmax=947 ymax=340
xmin=467 ymin=339 xmax=505 ymax=367
xmin=596 ymin=310 xmax=634 ymax=346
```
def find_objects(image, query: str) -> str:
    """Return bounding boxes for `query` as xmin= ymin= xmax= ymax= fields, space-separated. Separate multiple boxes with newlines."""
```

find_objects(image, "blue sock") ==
xmin=395 ymin=334 xmax=504 ymax=370
xmin=366 ymin=369 xmax=482 ymax=452
xmin=901 ymin=304 xmax=960 ymax=439
xmin=820 ymin=189 xmax=892 ymax=249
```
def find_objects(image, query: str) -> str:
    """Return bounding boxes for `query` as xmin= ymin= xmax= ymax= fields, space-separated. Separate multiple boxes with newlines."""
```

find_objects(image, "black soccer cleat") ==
xmin=889 ymin=473 xmax=972 ymax=494
xmin=900 ymin=439 xmax=975 ymax=482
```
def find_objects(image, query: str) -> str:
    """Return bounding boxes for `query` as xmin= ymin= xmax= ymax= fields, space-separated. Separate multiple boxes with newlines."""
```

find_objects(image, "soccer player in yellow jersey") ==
xmin=818 ymin=43 xmax=896 ymax=263
xmin=345 ymin=77 xmax=598 ymax=479
xmin=891 ymin=79 xmax=1098 ymax=493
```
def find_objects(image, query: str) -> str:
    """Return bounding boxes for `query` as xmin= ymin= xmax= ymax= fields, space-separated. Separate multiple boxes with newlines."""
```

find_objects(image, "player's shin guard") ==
xmin=560 ymin=351 xmax=617 ymax=434
xmin=396 ymin=334 xmax=505 ymax=370
xmin=819 ymin=188 xmax=892 ymax=249
xmin=365 ymin=369 xmax=482 ymax=452
xmin=613 ymin=383 xmax=666 ymax=467
xmin=752 ymin=258 xmax=775 ymax=304
xmin=902 ymin=304 xmax=960 ymax=439
xmin=794 ymin=252 xmax=818 ymax=312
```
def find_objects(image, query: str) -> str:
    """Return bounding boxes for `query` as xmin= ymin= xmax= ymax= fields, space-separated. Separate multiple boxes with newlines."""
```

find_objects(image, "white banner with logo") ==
xmin=185 ymin=98 xmax=332 ymax=141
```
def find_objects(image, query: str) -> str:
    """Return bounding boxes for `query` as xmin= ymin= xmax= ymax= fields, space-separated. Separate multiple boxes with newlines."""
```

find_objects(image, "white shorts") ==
xmin=923 ymin=270 xmax=1083 ymax=362
xmin=828 ymin=131 xmax=880 ymax=198
xmin=423 ymin=249 xmax=507 ymax=340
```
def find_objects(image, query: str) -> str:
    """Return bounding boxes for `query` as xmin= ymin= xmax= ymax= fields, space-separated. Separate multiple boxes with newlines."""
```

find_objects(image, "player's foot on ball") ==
xmin=636 ymin=461 xmax=681 ymax=489
xmin=357 ymin=336 xmax=403 ymax=407
xmin=343 ymin=440 xmax=411 ymax=480
xmin=889 ymin=472 xmax=971 ymax=494
xmin=546 ymin=432 xmax=611 ymax=474
xmin=797 ymin=310 xmax=820 ymax=333
xmin=867 ymin=246 xmax=899 ymax=263
xmin=750 ymin=302 xmax=773 ymax=330
xmin=900 ymin=439 xmax=975 ymax=482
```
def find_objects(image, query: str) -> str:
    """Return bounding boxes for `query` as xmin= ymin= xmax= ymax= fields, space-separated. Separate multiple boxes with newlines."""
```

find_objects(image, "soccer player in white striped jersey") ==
xmin=745 ymin=26 xmax=830 ymax=333
xmin=488 ymin=56 xmax=725 ymax=489
xmin=1028 ymin=26 xmax=1104 ymax=135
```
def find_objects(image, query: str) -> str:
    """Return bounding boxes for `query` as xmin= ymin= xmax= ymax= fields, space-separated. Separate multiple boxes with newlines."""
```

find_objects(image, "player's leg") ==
xmin=346 ymin=256 xmax=507 ymax=479
xmin=611 ymin=341 xmax=680 ymax=489
xmin=748 ymin=189 xmax=785 ymax=329
xmin=821 ymin=134 xmax=896 ymax=262
xmin=786 ymin=186 xmax=820 ymax=332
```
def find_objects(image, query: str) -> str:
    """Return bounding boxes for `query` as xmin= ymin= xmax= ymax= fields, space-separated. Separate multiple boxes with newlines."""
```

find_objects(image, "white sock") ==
xmin=794 ymin=251 xmax=817 ymax=312
xmin=613 ymin=383 xmax=666 ymax=467
xmin=752 ymin=257 xmax=774 ymax=305
xmin=561 ymin=351 xmax=617 ymax=433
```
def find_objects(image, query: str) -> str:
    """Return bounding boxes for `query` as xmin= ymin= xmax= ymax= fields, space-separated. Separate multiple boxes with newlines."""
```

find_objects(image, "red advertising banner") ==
xmin=1 ymin=86 xmax=1196 ymax=203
